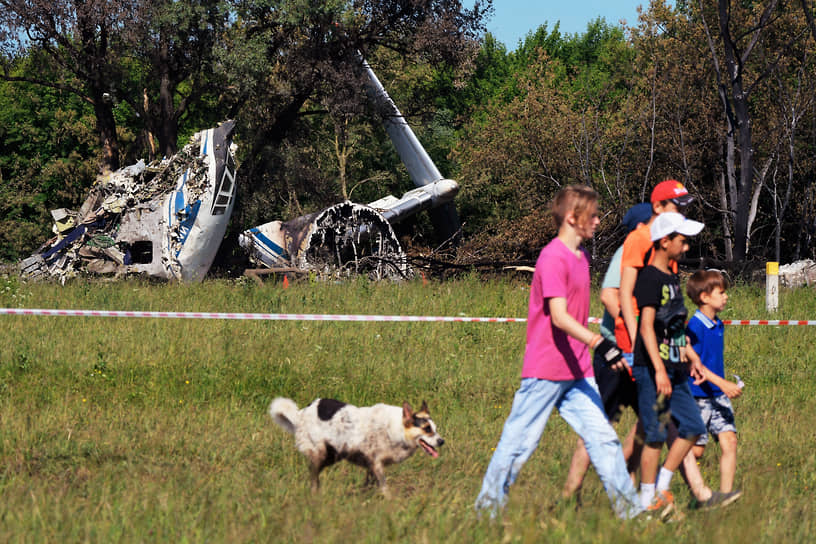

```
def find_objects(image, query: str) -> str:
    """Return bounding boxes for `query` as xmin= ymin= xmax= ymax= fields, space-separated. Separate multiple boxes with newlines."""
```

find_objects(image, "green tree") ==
xmin=0 ymin=0 xmax=137 ymax=171
xmin=453 ymin=20 xmax=644 ymax=260
xmin=0 ymin=59 xmax=98 ymax=261
xmin=119 ymin=0 xmax=229 ymax=159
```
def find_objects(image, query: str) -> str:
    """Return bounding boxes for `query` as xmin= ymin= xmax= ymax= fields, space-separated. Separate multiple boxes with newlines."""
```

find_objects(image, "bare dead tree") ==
xmin=698 ymin=0 xmax=786 ymax=261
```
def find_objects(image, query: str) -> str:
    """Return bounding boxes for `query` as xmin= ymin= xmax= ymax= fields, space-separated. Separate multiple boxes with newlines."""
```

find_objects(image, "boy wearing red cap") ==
xmin=619 ymin=180 xmax=693 ymax=352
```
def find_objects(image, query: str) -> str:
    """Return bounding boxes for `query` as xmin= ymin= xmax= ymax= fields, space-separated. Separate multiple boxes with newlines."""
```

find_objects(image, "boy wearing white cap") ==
xmin=632 ymin=212 xmax=707 ymax=520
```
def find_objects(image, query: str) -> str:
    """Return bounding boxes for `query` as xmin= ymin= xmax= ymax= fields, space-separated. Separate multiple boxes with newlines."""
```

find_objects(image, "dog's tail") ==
xmin=269 ymin=397 xmax=300 ymax=434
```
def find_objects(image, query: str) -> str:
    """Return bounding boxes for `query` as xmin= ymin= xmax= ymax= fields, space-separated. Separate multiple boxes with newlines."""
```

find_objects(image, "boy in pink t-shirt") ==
xmin=475 ymin=186 xmax=643 ymax=520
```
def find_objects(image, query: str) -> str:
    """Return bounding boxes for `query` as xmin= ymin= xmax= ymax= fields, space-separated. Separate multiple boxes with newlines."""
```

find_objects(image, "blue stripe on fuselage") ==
xmin=174 ymin=200 xmax=202 ymax=256
xmin=249 ymin=228 xmax=286 ymax=257
xmin=170 ymin=169 xmax=189 ymax=227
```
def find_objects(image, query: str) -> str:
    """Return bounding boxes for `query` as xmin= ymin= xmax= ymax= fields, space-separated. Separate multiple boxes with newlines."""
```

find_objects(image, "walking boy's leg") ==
xmin=667 ymin=422 xmax=713 ymax=502
xmin=639 ymin=442 xmax=662 ymax=482
xmin=679 ymin=449 xmax=712 ymax=501
xmin=558 ymin=379 xmax=643 ymax=519
xmin=657 ymin=374 xmax=706 ymax=494
xmin=717 ymin=430 xmax=738 ymax=493
xmin=562 ymin=438 xmax=591 ymax=499
xmin=475 ymin=378 xmax=562 ymax=515
xmin=661 ymin=437 xmax=696 ymax=475
xmin=622 ymin=421 xmax=642 ymax=483
xmin=632 ymin=365 xmax=666 ymax=507
xmin=701 ymin=395 xmax=739 ymax=493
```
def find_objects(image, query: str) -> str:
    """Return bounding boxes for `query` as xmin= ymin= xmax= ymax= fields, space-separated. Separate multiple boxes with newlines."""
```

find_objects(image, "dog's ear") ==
xmin=419 ymin=400 xmax=429 ymax=414
xmin=402 ymin=402 xmax=413 ymax=423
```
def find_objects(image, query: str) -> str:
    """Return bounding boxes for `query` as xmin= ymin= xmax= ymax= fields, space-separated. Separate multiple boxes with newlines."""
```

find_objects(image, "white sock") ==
xmin=657 ymin=467 xmax=674 ymax=492
xmin=640 ymin=483 xmax=656 ymax=508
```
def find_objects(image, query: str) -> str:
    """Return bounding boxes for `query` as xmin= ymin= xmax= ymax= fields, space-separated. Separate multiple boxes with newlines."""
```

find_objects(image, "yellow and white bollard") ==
xmin=766 ymin=261 xmax=779 ymax=312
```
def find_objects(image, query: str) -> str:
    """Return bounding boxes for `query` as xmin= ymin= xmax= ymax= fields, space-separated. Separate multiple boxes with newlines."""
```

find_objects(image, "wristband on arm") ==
xmin=595 ymin=337 xmax=624 ymax=366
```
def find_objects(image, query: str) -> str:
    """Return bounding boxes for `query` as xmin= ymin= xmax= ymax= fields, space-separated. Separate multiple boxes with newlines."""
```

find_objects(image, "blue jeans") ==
xmin=474 ymin=377 xmax=643 ymax=519
xmin=633 ymin=364 xmax=706 ymax=443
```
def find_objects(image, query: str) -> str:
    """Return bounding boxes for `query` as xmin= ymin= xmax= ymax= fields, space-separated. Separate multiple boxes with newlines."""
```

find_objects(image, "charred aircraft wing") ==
xmin=360 ymin=58 xmax=461 ymax=242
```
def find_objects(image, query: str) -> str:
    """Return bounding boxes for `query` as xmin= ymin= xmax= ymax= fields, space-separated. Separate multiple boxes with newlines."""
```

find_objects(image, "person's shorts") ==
xmin=633 ymin=363 xmax=706 ymax=444
xmin=694 ymin=394 xmax=737 ymax=446
xmin=592 ymin=351 xmax=638 ymax=423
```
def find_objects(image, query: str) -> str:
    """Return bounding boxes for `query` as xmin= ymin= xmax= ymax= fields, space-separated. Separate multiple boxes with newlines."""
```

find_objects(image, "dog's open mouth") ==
xmin=419 ymin=437 xmax=439 ymax=458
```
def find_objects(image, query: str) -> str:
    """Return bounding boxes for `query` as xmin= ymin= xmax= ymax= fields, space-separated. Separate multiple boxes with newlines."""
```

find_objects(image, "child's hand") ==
xmin=655 ymin=369 xmax=672 ymax=397
xmin=689 ymin=361 xmax=707 ymax=385
xmin=721 ymin=380 xmax=743 ymax=399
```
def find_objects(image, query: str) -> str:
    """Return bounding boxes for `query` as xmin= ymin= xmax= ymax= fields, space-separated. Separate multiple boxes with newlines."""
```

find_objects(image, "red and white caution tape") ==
xmin=0 ymin=307 xmax=528 ymax=323
xmin=1 ymin=308 xmax=814 ymax=325
xmin=721 ymin=319 xmax=816 ymax=326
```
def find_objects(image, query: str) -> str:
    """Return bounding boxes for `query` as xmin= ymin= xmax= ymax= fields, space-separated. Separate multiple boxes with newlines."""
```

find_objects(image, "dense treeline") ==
xmin=2 ymin=0 xmax=815 ymax=270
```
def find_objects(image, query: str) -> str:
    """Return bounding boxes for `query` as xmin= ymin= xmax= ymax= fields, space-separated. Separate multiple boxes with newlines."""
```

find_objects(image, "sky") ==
xmin=478 ymin=0 xmax=650 ymax=49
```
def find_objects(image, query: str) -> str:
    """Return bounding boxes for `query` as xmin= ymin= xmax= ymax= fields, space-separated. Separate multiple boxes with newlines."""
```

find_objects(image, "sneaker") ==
xmin=700 ymin=489 xmax=742 ymax=510
xmin=647 ymin=490 xmax=676 ymax=521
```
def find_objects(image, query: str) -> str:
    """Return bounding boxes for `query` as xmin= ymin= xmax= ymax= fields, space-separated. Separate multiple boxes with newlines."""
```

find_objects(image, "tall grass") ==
xmin=0 ymin=274 xmax=814 ymax=542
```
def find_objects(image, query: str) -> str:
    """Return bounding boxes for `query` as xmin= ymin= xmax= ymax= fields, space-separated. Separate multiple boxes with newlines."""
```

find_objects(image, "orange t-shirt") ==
xmin=617 ymin=222 xmax=678 ymax=350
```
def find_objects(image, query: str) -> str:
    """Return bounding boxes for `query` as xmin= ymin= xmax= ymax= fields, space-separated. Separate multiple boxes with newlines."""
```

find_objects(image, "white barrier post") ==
xmin=766 ymin=261 xmax=779 ymax=312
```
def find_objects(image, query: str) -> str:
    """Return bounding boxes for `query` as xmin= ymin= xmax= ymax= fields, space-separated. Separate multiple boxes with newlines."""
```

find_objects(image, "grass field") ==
xmin=1 ymin=273 xmax=814 ymax=542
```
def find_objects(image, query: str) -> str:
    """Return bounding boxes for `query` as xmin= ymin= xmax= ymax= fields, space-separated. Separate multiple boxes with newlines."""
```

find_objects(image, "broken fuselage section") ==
xmin=238 ymin=59 xmax=460 ymax=280
xmin=20 ymin=121 xmax=238 ymax=282
xmin=240 ymin=178 xmax=459 ymax=280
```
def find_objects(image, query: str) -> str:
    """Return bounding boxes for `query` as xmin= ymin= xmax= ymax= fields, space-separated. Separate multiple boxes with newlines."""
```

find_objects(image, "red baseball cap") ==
xmin=650 ymin=180 xmax=693 ymax=206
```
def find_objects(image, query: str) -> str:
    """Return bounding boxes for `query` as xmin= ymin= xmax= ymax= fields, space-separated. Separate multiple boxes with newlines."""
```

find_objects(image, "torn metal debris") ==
xmin=779 ymin=259 xmax=816 ymax=288
xmin=238 ymin=58 xmax=460 ymax=280
xmin=19 ymin=121 xmax=237 ymax=283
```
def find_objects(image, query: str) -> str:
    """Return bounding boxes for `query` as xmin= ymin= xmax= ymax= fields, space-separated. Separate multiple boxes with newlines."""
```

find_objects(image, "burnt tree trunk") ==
xmin=713 ymin=0 xmax=781 ymax=261
xmin=91 ymin=90 xmax=120 ymax=172
xmin=157 ymin=69 xmax=180 ymax=159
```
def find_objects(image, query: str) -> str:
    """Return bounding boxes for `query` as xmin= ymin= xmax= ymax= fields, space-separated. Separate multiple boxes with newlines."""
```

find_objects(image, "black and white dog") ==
xmin=269 ymin=397 xmax=444 ymax=496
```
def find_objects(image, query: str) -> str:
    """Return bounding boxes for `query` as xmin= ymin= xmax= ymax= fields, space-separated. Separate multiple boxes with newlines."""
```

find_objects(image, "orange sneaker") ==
xmin=647 ymin=490 xmax=676 ymax=521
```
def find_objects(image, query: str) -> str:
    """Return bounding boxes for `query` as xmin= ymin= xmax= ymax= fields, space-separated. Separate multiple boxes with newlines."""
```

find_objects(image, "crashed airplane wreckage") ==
xmin=20 ymin=121 xmax=237 ymax=282
xmin=239 ymin=59 xmax=460 ymax=281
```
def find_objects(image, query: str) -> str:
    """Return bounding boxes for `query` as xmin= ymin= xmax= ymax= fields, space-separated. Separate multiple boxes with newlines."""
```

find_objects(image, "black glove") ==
xmin=595 ymin=337 xmax=624 ymax=366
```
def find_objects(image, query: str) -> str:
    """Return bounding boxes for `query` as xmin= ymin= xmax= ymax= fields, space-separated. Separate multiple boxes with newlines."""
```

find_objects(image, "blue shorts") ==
xmin=695 ymin=395 xmax=737 ymax=446
xmin=633 ymin=363 xmax=706 ymax=444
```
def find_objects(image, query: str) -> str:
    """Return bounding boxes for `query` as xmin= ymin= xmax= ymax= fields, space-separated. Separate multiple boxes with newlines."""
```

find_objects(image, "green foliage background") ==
xmin=3 ymin=2 xmax=816 ymax=266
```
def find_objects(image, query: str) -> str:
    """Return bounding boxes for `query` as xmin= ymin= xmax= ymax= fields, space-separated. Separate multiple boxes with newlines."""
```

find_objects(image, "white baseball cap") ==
xmin=650 ymin=212 xmax=704 ymax=241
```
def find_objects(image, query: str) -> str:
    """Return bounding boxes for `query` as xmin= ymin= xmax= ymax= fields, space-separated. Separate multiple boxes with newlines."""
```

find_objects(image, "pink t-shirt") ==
xmin=521 ymin=238 xmax=592 ymax=380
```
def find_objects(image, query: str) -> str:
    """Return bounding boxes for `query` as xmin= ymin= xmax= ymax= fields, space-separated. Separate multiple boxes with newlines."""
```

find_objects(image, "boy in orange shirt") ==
xmin=618 ymin=180 xmax=692 ymax=351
